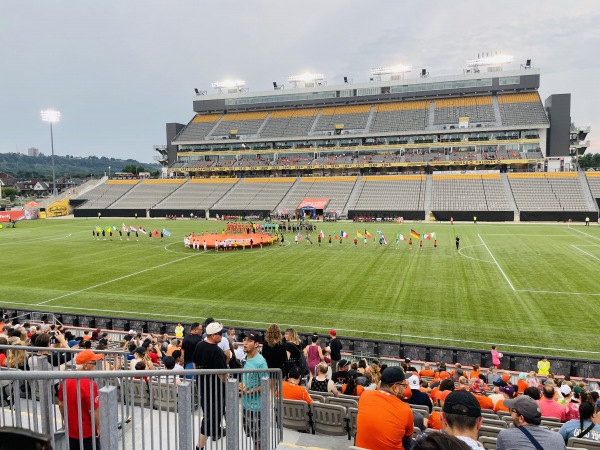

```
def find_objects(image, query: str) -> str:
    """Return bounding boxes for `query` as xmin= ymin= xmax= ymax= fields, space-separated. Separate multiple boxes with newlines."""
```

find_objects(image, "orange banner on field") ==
xmin=297 ymin=198 xmax=329 ymax=209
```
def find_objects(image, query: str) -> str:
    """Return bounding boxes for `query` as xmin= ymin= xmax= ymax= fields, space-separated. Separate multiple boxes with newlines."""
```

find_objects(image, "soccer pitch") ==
xmin=1 ymin=219 xmax=599 ymax=359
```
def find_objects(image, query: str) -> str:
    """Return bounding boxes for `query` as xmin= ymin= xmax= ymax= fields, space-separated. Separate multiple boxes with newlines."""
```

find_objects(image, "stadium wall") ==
xmin=7 ymin=308 xmax=599 ymax=379
xmin=432 ymin=211 xmax=514 ymax=222
xmin=348 ymin=210 xmax=426 ymax=221
xmin=210 ymin=209 xmax=271 ymax=219
xmin=73 ymin=208 xmax=147 ymax=219
xmin=544 ymin=94 xmax=571 ymax=157
xmin=519 ymin=210 xmax=598 ymax=222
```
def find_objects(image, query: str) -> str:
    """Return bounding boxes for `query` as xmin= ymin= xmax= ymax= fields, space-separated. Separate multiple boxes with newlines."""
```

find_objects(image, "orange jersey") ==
xmin=473 ymin=393 xmax=494 ymax=411
xmin=427 ymin=411 xmax=442 ymax=430
xmin=470 ymin=370 xmax=482 ymax=380
xmin=282 ymin=381 xmax=312 ymax=405
xmin=420 ymin=369 xmax=435 ymax=378
xmin=356 ymin=390 xmax=414 ymax=450
xmin=494 ymin=398 xmax=509 ymax=413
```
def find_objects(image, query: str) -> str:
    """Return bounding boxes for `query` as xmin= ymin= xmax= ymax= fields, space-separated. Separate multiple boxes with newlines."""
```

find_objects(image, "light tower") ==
xmin=40 ymin=109 xmax=61 ymax=196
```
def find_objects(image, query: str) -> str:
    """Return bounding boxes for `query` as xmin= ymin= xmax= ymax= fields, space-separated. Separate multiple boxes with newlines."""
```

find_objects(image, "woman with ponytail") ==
xmin=559 ymin=401 xmax=600 ymax=443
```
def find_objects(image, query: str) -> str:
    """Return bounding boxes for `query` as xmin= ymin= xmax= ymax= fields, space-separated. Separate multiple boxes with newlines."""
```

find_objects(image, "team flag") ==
xmin=341 ymin=231 xmax=348 ymax=239
xmin=424 ymin=234 xmax=431 ymax=240
xmin=410 ymin=229 xmax=420 ymax=239
xmin=122 ymin=224 xmax=128 ymax=232
xmin=381 ymin=234 xmax=388 ymax=245
xmin=333 ymin=234 xmax=339 ymax=240
xmin=319 ymin=230 xmax=325 ymax=238
xmin=297 ymin=232 xmax=303 ymax=240
xmin=152 ymin=229 xmax=160 ymax=237
xmin=431 ymin=232 xmax=436 ymax=239
xmin=129 ymin=225 xmax=138 ymax=232
xmin=139 ymin=227 xmax=147 ymax=235
xmin=112 ymin=226 xmax=118 ymax=231
xmin=357 ymin=231 xmax=364 ymax=238
xmin=365 ymin=231 xmax=372 ymax=238
xmin=162 ymin=228 xmax=171 ymax=237
xmin=399 ymin=234 xmax=407 ymax=241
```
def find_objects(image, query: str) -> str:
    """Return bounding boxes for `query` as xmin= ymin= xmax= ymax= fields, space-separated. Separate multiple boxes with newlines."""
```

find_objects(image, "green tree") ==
xmin=1 ymin=187 xmax=18 ymax=201
xmin=122 ymin=164 xmax=145 ymax=174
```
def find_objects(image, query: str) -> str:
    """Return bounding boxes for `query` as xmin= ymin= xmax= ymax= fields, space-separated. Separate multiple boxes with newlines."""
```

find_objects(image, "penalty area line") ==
xmin=36 ymin=253 xmax=198 ymax=305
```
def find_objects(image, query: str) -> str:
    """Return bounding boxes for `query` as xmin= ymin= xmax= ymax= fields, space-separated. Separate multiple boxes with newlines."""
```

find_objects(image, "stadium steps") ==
xmin=364 ymin=106 xmax=376 ymax=132
xmin=204 ymin=114 xmax=227 ymax=139
xmin=341 ymin=176 xmax=363 ymax=216
xmin=208 ymin=179 xmax=242 ymax=209
xmin=501 ymin=174 xmax=519 ymax=212
xmin=256 ymin=112 xmax=272 ymax=136
xmin=273 ymin=177 xmax=301 ymax=213
xmin=426 ymin=101 xmax=435 ymax=129
xmin=150 ymin=180 xmax=188 ymax=209
xmin=492 ymin=95 xmax=503 ymax=126
xmin=307 ymin=110 xmax=323 ymax=136
xmin=578 ymin=171 xmax=599 ymax=211
xmin=423 ymin=175 xmax=433 ymax=219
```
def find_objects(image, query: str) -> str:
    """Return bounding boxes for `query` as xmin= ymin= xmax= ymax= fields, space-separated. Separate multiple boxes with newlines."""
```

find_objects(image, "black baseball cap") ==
xmin=338 ymin=359 xmax=350 ymax=369
xmin=443 ymin=390 xmax=482 ymax=418
xmin=381 ymin=367 xmax=406 ymax=384
xmin=244 ymin=331 xmax=260 ymax=342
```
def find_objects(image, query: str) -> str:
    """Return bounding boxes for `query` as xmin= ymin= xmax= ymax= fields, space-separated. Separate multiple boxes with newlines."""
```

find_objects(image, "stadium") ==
xmin=3 ymin=56 xmax=600 ymax=450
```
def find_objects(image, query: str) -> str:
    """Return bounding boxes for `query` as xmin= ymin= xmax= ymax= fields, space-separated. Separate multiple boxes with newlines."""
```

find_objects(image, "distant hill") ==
xmin=0 ymin=152 xmax=160 ymax=179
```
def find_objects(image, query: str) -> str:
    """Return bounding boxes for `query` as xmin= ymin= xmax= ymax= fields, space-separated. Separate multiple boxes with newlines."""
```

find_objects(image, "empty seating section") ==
xmin=370 ymin=101 xmax=429 ymax=132
xmin=172 ymin=114 xmax=222 ymax=142
xmin=215 ymin=178 xmax=295 ymax=211
xmin=153 ymin=179 xmax=237 ymax=210
xmin=349 ymin=175 xmax=425 ymax=211
xmin=109 ymin=180 xmax=185 ymax=209
xmin=260 ymin=109 xmax=318 ymax=138
xmin=431 ymin=174 xmax=510 ymax=211
xmin=508 ymin=173 xmax=587 ymax=211
xmin=586 ymin=173 xmax=600 ymax=199
xmin=278 ymin=177 xmax=357 ymax=213
xmin=313 ymin=105 xmax=371 ymax=132
xmin=77 ymin=180 xmax=139 ymax=209
xmin=211 ymin=112 xmax=268 ymax=137
xmin=433 ymin=96 xmax=495 ymax=125
xmin=498 ymin=93 xmax=549 ymax=126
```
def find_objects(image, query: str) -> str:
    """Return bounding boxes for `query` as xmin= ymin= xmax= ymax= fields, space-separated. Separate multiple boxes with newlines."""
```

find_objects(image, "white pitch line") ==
xmin=516 ymin=288 xmax=600 ymax=297
xmin=572 ymin=245 xmax=600 ymax=263
xmin=478 ymin=234 xmax=515 ymax=291
xmin=569 ymin=226 xmax=600 ymax=242
xmin=36 ymin=253 xmax=198 ymax=305
xmin=457 ymin=245 xmax=495 ymax=264
xmin=1 ymin=299 xmax=598 ymax=355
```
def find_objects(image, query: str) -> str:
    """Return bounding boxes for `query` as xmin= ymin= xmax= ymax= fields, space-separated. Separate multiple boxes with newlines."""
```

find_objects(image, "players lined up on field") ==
xmin=225 ymin=221 xmax=316 ymax=234
xmin=93 ymin=225 xmax=171 ymax=241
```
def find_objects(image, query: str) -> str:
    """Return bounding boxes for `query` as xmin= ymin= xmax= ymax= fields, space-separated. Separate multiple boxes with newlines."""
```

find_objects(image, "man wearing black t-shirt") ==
xmin=193 ymin=322 xmax=227 ymax=450
xmin=328 ymin=330 xmax=343 ymax=373
xmin=182 ymin=322 xmax=203 ymax=370
xmin=331 ymin=359 xmax=351 ymax=385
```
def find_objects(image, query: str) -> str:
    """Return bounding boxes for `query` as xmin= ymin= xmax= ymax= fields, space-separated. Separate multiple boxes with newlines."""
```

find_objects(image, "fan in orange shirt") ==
xmin=419 ymin=363 xmax=435 ymax=378
xmin=451 ymin=363 xmax=469 ymax=380
xmin=426 ymin=389 xmax=452 ymax=430
xmin=470 ymin=378 xmax=494 ymax=411
xmin=431 ymin=379 xmax=455 ymax=407
xmin=341 ymin=370 xmax=365 ymax=397
xmin=469 ymin=364 xmax=482 ymax=380
xmin=517 ymin=373 xmax=529 ymax=393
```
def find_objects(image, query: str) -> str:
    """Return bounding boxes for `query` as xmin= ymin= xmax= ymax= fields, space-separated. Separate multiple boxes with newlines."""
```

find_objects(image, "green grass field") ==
xmin=1 ymin=218 xmax=600 ymax=359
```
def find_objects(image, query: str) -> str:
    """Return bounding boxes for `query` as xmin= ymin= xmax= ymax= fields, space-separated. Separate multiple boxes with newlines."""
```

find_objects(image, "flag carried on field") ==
xmin=112 ymin=226 xmax=118 ymax=232
xmin=376 ymin=230 xmax=382 ymax=235
xmin=297 ymin=232 xmax=303 ymax=240
xmin=341 ymin=231 xmax=348 ymax=239
xmin=365 ymin=231 xmax=372 ymax=238
xmin=430 ymin=232 xmax=436 ymax=239
xmin=139 ymin=226 xmax=147 ymax=235
xmin=319 ymin=230 xmax=324 ymax=238
xmin=398 ymin=234 xmax=407 ymax=241
xmin=152 ymin=229 xmax=160 ymax=237
xmin=122 ymin=223 xmax=128 ymax=232
xmin=129 ymin=225 xmax=138 ymax=232
xmin=380 ymin=234 xmax=388 ymax=245
xmin=306 ymin=235 xmax=312 ymax=244
xmin=95 ymin=226 xmax=102 ymax=233
xmin=410 ymin=229 xmax=420 ymax=239
xmin=357 ymin=231 xmax=364 ymax=238
xmin=162 ymin=228 xmax=171 ymax=237
xmin=333 ymin=234 xmax=339 ymax=240
xmin=424 ymin=234 xmax=431 ymax=240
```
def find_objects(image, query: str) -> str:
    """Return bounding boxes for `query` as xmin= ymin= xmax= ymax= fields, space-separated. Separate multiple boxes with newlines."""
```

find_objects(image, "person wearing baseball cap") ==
xmin=240 ymin=331 xmax=267 ymax=448
xmin=496 ymin=395 xmax=566 ymax=450
xmin=407 ymin=374 xmax=433 ymax=412
xmin=331 ymin=359 xmax=350 ymax=385
xmin=192 ymin=321 xmax=227 ymax=449
xmin=58 ymin=349 xmax=103 ymax=449
xmin=356 ymin=366 xmax=414 ymax=450
xmin=328 ymin=329 xmax=342 ymax=373
xmin=441 ymin=390 xmax=483 ymax=449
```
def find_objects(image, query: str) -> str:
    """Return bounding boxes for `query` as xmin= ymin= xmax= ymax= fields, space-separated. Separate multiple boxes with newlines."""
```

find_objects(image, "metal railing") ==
xmin=0 ymin=358 xmax=282 ymax=450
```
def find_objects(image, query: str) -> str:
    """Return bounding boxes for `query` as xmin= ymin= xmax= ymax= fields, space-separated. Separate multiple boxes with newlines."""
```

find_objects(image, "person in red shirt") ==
xmin=58 ymin=350 xmax=103 ymax=450
xmin=356 ymin=367 xmax=414 ymax=450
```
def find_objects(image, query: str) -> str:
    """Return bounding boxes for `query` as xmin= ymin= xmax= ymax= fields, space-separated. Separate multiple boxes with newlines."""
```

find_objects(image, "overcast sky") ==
xmin=1 ymin=0 xmax=598 ymax=163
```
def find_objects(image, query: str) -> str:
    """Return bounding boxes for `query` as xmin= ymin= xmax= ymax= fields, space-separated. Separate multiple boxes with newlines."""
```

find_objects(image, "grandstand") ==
xmin=108 ymin=180 xmax=185 ymax=210
xmin=76 ymin=180 xmax=139 ymax=209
